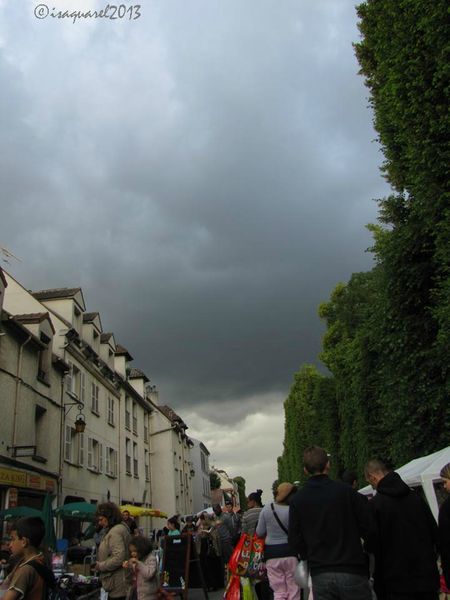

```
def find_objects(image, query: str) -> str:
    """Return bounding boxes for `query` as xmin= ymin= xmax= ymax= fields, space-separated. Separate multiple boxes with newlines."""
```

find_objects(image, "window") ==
xmin=132 ymin=402 xmax=137 ymax=435
xmin=88 ymin=438 xmax=100 ymax=471
xmin=143 ymin=414 xmax=149 ymax=443
xmin=126 ymin=438 xmax=131 ymax=475
xmin=111 ymin=449 xmax=118 ymax=477
xmin=66 ymin=362 xmax=80 ymax=398
xmin=64 ymin=425 xmax=73 ymax=462
xmin=145 ymin=450 xmax=150 ymax=481
xmin=105 ymin=447 xmax=117 ymax=476
xmin=80 ymin=372 xmax=86 ymax=404
xmin=133 ymin=442 xmax=138 ymax=477
xmin=78 ymin=433 xmax=85 ymax=466
xmin=107 ymin=397 xmax=115 ymax=426
xmin=99 ymin=443 xmax=103 ymax=473
xmin=91 ymin=383 xmax=99 ymax=414
xmin=125 ymin=396 xmax=131 ymax=430
xmin=37 ymin=332 xmax=51 ymax=383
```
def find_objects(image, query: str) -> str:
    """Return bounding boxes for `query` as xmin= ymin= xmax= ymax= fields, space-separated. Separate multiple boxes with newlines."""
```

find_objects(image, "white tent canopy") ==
xmin=358 ymin=446 xmax=450 ymax=521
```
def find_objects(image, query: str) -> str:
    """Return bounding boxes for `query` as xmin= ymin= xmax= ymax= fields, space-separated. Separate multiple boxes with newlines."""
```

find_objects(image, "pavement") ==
xmin=187 ymin=587 xmax=224 ymax=600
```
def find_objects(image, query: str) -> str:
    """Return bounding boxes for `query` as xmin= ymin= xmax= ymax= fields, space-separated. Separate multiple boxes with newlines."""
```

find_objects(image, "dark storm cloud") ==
xmin=1 ymin=0 xmax=389 ymax=421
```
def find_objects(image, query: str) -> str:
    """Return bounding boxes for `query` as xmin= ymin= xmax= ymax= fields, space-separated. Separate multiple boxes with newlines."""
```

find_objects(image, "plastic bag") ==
xmin=229 ymin=534 xmax=247 ymax=575
xmin=224 ymin=574 xmax=241 ymax=600
xmin=246 ymin=536 xmax=267 ymax=581
xmin=241 ymin=577 xmax=256 ymax=600
xmin=294 ymin=561 xmax=309 ymax=589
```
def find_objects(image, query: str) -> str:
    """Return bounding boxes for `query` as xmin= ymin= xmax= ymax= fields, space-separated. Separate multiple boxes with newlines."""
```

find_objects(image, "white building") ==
xmin=190 ymin=439 xmax=211 ymax=513
xmin=149 ymin=403 xmax=194 ymax=518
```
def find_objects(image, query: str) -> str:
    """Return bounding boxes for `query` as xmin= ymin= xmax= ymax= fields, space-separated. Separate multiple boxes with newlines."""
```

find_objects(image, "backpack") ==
xmin=28 ymin=560 xmax=66 ymax=600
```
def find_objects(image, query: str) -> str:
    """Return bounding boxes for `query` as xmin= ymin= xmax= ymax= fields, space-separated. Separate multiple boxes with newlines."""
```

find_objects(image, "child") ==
xmin=122 ymin=537 xmax=158 ymax=600
xmin=1 ymin=517 xmax=54 ymax=600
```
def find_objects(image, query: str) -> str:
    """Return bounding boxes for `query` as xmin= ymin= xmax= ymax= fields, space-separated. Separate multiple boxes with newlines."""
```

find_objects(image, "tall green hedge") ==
xmin=278 ymin=0 xmax=449 ymax=483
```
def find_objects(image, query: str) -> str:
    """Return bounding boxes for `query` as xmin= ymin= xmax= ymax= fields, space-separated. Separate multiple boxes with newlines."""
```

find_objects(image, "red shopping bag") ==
xmin=224 ymin=574 xmax=241 ymax=600
xmin=228 ymin=534 xmax=247 ymax=575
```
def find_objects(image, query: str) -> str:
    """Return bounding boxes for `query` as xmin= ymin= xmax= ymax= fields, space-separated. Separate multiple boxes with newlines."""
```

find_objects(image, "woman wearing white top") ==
xmin=256 ymin=483 xmax=299 ymax=600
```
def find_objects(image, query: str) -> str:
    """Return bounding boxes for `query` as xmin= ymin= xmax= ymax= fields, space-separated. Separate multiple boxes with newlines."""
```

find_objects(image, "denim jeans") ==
xmin=311 ymin=572 xmax=372 ymax=600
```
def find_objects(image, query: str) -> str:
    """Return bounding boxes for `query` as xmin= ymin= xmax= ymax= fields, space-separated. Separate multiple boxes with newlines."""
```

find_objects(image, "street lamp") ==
xmin=65 ymin=400 xmax=86 ymax=434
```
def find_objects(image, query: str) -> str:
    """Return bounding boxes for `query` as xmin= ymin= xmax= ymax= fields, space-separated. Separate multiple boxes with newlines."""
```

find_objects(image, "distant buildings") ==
xmin=210 ymin=467 xmax=240 ymax=509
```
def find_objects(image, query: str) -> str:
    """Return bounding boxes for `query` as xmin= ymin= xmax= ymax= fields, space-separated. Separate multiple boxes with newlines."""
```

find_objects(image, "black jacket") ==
xmin=366 ymin=471 xmax=439 ymax=595
xmin=439 ymin=495 xmax=450 ymax=588
xmin=288 ymin=474 xmax=372 ymax=576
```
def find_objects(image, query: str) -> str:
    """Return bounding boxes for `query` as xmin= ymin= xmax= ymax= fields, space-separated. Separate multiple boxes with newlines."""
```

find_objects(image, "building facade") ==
xmin=190 ymin=439 xmax=211 ymax=513
xmin=0 ymin=269 xmax=199 ymax=532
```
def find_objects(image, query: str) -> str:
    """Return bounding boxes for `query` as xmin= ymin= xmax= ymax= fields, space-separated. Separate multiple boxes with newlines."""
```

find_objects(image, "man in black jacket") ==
xmin=364 ymin=459 xmax=439 ymax=600
xmin=289 ymin=446 xmax=373 ymax=600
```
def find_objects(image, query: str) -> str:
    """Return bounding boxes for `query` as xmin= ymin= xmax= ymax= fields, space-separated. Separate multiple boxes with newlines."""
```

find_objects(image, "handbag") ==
xmin=294 ymin=560 xmax=309 ymax=589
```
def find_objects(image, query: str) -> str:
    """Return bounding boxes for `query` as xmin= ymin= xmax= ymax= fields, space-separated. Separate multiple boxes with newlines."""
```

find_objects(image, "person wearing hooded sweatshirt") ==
xmin=364 ymin=459 xmax=439 ymax=600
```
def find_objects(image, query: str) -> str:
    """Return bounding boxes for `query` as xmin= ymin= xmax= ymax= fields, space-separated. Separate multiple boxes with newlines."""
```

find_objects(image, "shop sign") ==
xmin=28 ymin=475 xmax=41 ymax=489
xmin=0 ymin=467 xmax=56 ymax=492
xmin=0 ymin=467 xmax=27 ymax=487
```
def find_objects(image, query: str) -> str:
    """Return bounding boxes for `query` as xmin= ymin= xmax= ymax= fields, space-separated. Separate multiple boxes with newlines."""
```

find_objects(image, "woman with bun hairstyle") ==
xmin=256 ymin=482 xmax=299 ymax=600
xmin=242 ymin=489 xmax=264 ymax=536
xmin=439 ymin=462 xmax=450 ymax=588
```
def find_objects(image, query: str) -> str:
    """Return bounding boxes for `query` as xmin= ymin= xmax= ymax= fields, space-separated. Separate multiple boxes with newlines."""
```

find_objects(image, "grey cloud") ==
xmin=1 ymin=0 xmax=389 ymax=423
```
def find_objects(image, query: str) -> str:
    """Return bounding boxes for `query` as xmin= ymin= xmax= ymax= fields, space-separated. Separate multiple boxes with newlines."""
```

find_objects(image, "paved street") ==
xmin=188 ymin=587 xmax=224 ymax=600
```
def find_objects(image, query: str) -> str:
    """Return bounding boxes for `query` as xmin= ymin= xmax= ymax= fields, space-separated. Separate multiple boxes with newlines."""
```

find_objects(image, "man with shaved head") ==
xmin=364 ymin=459 xmax=439 ymax=600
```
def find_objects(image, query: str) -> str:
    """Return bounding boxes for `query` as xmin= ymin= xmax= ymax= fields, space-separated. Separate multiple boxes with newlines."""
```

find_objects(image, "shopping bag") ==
xmin=236 ymin=534 xmax=253 ymax=576
xmin=246 ymin=536 xmax=267 ymax=581
xmin=224 ymin=574 xmax=241 ymax=600
xmin=229 ymin=534 xmax=247 ymax=575
xmin=241 ymin=577 xmax=256 ymax=600
xmin=294 ymin=561 xmax=309 ymax=589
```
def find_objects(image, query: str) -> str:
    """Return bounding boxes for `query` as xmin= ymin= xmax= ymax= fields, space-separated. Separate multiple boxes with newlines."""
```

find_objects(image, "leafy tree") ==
xmin=271 ymin=479 xmax=279 ymax=501
xmin=279 ymin=0 xmax=450 ymax=487
xmin=209 ymin=471 xmax=221 ymax=491
xmin=233 ymin=476 xmax=247 ymax=511
xmin=278 ymin=365 xmax=339 ymax=486
xmin=354 ymin=0 xmax=450 ymax=462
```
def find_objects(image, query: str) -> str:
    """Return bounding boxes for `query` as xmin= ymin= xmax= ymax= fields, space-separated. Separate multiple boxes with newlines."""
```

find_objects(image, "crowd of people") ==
xmin=1 ymin=446 xmax=450 ymax=600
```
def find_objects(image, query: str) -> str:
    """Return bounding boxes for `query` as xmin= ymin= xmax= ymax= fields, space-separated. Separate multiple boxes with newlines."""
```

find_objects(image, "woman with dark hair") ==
xmin=242 ymin=489 xmax=264 ymax=536
xmin=256 ymin=483 xmax=299 ymax=600
xmin=439 ymin=462 xmax=450 ymax=589
xmin=166 ymin=516 xmax=181 ymax=536
xmin=95 ymin=502 xmax=131 ymax=600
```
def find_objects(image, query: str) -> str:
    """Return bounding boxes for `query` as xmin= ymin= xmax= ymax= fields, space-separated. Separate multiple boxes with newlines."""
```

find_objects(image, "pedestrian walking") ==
xmin=256 ymin=482 xmax=299 ymax=600
xmin=364 ymin=458 xmax=440 ymax=600
xmin=289 ymin=446 xmax=373 ymax=600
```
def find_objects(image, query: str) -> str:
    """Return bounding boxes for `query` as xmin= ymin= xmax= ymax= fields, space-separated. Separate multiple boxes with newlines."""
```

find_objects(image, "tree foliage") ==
xmin=233 ymin=476 xmax=248 ymax=511
xmin=278 ymin=0 xmax=450 ymax=483
xmin=209 ymin=471 xmax=221 ymax=491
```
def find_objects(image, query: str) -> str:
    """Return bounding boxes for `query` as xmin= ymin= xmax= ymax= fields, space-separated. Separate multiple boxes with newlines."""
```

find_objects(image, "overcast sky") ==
xmin=0 ymin=0 xmax=389 ymax=500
